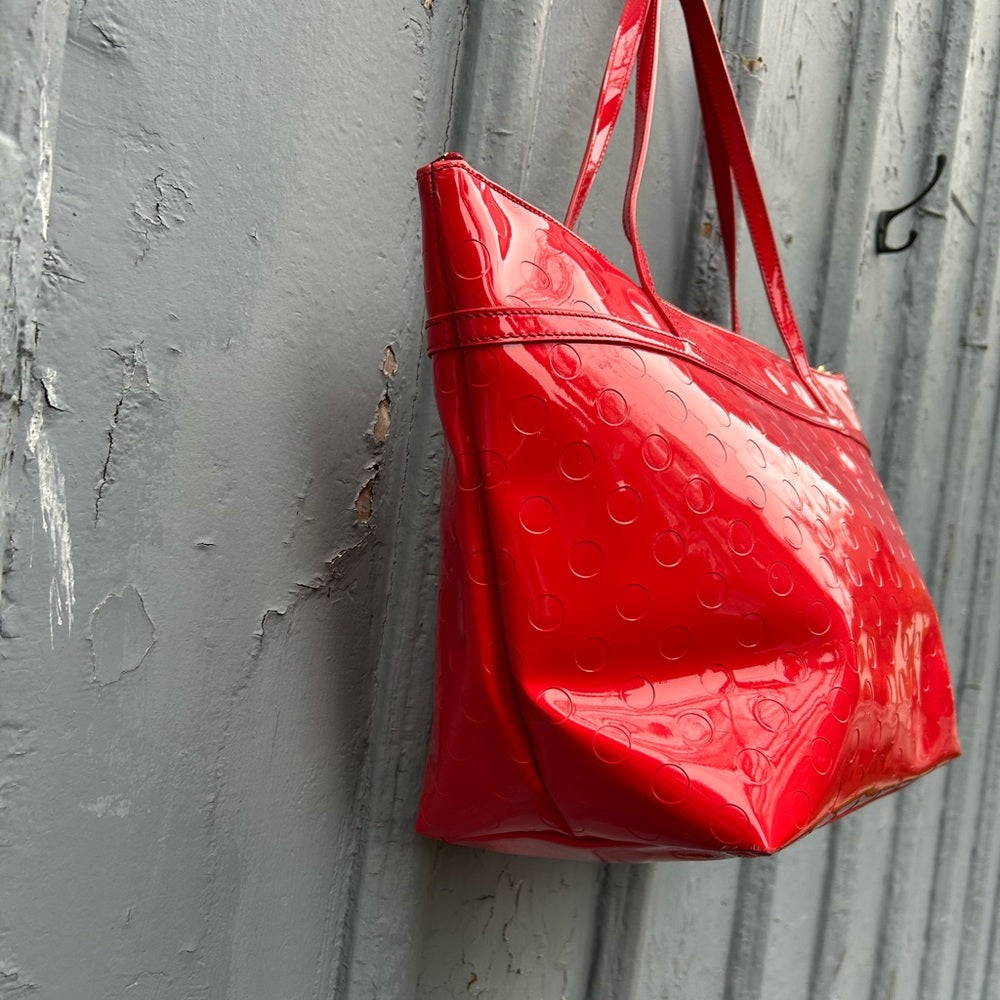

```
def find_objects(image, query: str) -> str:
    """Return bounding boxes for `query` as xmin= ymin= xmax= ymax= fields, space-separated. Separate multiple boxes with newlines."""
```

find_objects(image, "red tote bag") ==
xmin=414 ymin=0 xmax=960 ymax=861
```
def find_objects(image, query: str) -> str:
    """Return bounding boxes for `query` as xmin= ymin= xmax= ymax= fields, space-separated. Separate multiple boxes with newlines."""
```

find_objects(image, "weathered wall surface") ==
xmin=0 ymin=0 xmax=997 ymax=998
xmin=1 ymin=0 xmax=457 ymax=995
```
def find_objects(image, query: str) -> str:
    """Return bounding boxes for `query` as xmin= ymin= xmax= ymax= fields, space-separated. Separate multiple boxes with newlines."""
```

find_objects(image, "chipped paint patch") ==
xmin=381 ymin=345 xmax=398 ymax=376
xmin=90 ymin=586 xmax=155 ymax=685
xmin=25 ymin=391 xmax=75 ymax=646
xmin=354 ymin=476 xmax=376 ymax=523
xmin=372 ymin=394 xmax=392 ymax=443
xmin=353 ymin=346 xmax=398 ymax=523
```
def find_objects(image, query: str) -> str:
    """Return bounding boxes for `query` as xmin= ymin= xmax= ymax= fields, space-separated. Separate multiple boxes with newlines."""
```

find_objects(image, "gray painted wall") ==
xmin=0 ymin=1 xmax=997 ymax=998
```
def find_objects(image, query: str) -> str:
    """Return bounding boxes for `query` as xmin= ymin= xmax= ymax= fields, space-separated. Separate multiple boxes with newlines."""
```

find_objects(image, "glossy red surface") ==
xmin=415 ymin=0 xmax=960 ymax=861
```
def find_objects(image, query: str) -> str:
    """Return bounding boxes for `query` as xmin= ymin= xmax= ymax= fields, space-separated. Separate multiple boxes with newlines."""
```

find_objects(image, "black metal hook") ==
xmin=875 ymin=153 xmax=947 ymax=254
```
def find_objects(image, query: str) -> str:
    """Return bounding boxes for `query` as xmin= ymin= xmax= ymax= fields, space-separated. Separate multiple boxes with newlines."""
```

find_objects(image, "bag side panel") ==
xmin=415 ymin=171 xmax=573 ymax=845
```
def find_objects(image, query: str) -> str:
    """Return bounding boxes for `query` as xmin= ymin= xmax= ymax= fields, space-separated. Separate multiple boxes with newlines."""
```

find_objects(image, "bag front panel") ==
xmin=441 ymin=336 xmax=958 ymax=855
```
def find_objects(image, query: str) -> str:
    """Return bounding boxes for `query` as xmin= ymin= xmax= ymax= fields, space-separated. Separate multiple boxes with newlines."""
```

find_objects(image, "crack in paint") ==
xmin=131 ymin=171 xmax=191 ymax=264
xmin=94 ymin=344 xmax=149 ymax=525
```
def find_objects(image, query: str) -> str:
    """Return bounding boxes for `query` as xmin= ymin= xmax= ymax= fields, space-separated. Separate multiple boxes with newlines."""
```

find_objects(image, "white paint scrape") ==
xmin=26 ymin=393 xmax=75 ymax=646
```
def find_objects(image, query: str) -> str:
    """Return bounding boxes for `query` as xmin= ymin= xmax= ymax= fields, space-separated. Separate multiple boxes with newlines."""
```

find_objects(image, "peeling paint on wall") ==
xmin=25 ymin=387 xmax=75 ymax=646
xmin=354 ymin=345 xmax=399 ymax=523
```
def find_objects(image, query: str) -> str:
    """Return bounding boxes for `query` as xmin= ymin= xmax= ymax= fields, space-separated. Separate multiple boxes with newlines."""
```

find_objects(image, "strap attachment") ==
xmin=565 ymin=0 xmax=823 ymax=404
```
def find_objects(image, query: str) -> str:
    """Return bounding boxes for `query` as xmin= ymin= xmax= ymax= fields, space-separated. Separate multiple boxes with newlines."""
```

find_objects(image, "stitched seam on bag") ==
xmin=428 ymin=166 xmax=576 ymax=840
xmin=423 ymin=159 xmax=837 ymax=402
xmin=428 ymin=318 xmax=868 ymax=445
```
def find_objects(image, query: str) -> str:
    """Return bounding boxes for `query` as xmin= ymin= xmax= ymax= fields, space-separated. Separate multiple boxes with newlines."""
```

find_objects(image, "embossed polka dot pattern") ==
xmin=416 ymin=149 xmax=960 ymax=861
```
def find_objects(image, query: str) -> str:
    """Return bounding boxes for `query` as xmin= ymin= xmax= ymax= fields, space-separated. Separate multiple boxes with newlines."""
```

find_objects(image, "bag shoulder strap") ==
xmin=565 ymin=0 xmax=740 ymax=335
xmin=566 ymin=0 xmax=821 ymax=401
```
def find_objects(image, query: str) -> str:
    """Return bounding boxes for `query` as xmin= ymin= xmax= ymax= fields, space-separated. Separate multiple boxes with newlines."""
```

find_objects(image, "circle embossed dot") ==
xmin=569 ymin=540 xmax=604 ymax=579
xmin=480 ymin=451 xmax=506 ymax=489
xmin=641 ymin=433 xmax=673 ymax=471
xmin=608 ymin=486 xmax=641 ymax=524
xmin=864 ymin=524 xmax=881 ymax=552
xmin=651 ymin=764 xmax=691 ymax=804
xmin=700 ymin=664 xmax=736 ymax=694
xmin=842 ymin=518 xmax=860 ymax=549
xmin=705 ymin=433 xmax=727 ymax=466
xmin=618 ymin=347 xmax=646 ymax=377
xmin=697 ymin=572 xmax=728 ymax=609
xmin=753 ymin=697 xmax=790 ymax=733
xmin=711 ymin=804 xmax=751 ymax=845
xmin=745 ymin=475 xmax=767 ymax=509
xmin=846 ymin=727 xmax=861 ymax=763
xmin=737 ymin=613 xmax=766 ymax=649
xmin=536 ymin=687 xmax=574 ymax=724
xmin=452 ymin=238 xmax=490 ymax=278
xmin=512 ymin=395 xmax=548 ymax=434
xmin=466 ymin=549 xmax=494 ymax=586
xmin=519 ymin=496 xmax=554 ymax=534
xmin=664 ymin=390 xmax=688 ymax=421
xmin=622 ymin=677 xmax=656 ymax=710
xmin=778 ymin=650 xmax=807 ymax=681
xmin=845 ymin=557 xmax=863 ymax=588
xmin=520 ymin=258 xmax=551 ymax=288
xmin=792 ymin=790 xmax=812 ymax=830
xmin=597 ymin=388 xmax=629 ymax=426
xmin=768 ymin=561 xmax=794 ymax=596
xmin=816 ymin=518 xmax=835 ymax=548
xmin=560 ymin=441 xmax=595 ymax=480
xmin=729 ymin=520 xmax=754 ymax=556
xmin=783 ymin=479 xmax=804 ymax=510
xmin=549 ymin=343 xmax=582 ymax=379
xmin=593 ymin=725 xmax=632 ymax=764
xmin=782 ymin=516 xmax=804 ymax=549
xmin=830 ymin=686 xmax=852 ymax=723
xmin=686 ymin=477 xmax=715 ymax=514
xmin=653 ymin=530 xmax=685 ymax=568
xmin=737 ymin=748 xmax=772 ymax=785
xmin=575 ymin=636 xmax=609 ymax=673
xmin=679 ymin=711 xmax=715 ymax=746
xmin=659 ymin=625 xmax=692 ymax=661
xmin=812 ymin=484 xmax=831 ymax=513
xmin=811 ymin=736 xmax=834 ymax=774
xmin=529 ymin=594 xmax=565 ymax=632
xmin=746 ymin=439 xmax=767 ymax=468
xmin=807 ymin=600 xmax=832 ymax=636
xmin=818 ymin=554 xmax=840 ymax=588
xmin=454 ymin=452 xmax=480 ymax=491
xmin=616 ymin=584 xmax=651 ymax=622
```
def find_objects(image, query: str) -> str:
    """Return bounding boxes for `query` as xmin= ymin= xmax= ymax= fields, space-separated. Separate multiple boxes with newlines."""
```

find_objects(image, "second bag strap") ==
xmin=566 ymin=0 xmax=822 ymax=403
xmin=565 ymin=0 xmax=740 ymax=336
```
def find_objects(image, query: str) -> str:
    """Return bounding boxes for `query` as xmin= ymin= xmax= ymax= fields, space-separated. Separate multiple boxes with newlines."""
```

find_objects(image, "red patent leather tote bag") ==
xmin=414 ymin=0 xmax=960 ymax=860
